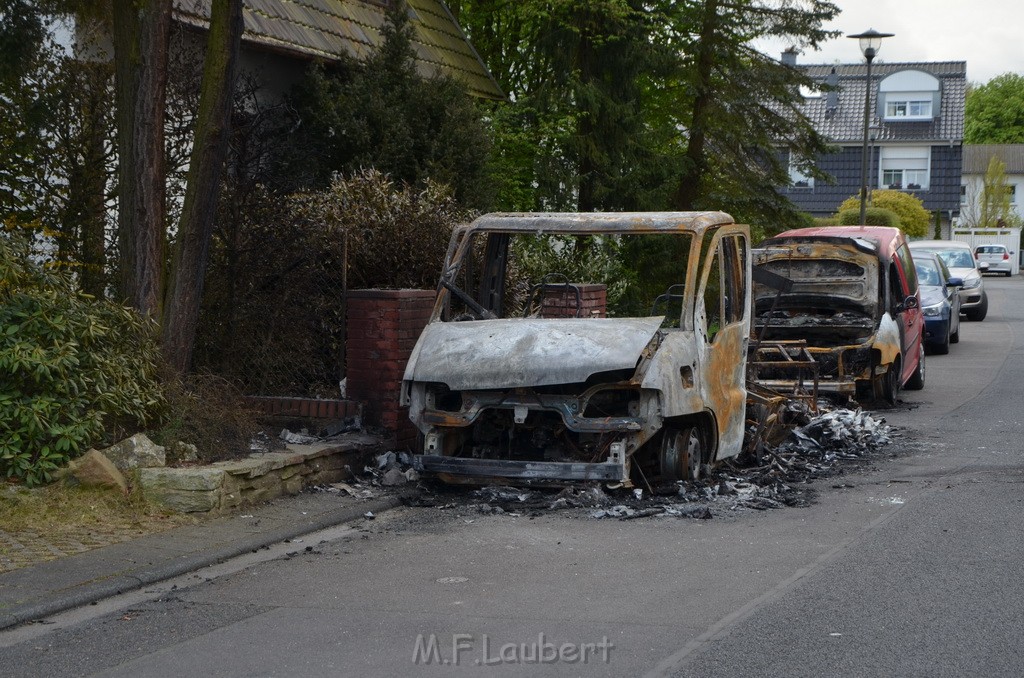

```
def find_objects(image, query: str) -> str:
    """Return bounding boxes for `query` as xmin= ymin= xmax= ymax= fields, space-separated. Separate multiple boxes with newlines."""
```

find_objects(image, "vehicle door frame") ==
xmin=693 ymin=225 xmax=751 ymax=461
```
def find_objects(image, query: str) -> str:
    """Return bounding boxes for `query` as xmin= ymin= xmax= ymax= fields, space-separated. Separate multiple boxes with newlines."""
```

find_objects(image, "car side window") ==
xmin=888 ymin=261 xmax=905 ymax=314
xmin=702 ymin=243 xmax=723 ymax=342
xmin=721 ymin=235 xmax=746 ymax=325
xmin=896 ymin=244 xmax=918 ymax=294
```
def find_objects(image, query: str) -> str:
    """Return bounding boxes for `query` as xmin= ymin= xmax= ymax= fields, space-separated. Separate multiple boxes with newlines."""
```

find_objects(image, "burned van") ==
xmin=401 ymin=212 xmax=751 ymax=485
xmin=752 ymin=226 xmax=924 ymax=404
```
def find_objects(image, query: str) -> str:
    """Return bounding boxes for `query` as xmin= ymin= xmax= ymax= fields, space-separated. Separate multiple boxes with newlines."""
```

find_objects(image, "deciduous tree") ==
xmin=964 ymin=73 xmax=1024 ymax=144
xmin=837 ymin=189 xmax=930 ymax=237
xmin=161 ymin=0 xmax=243 ymax=373
xmin=111 ymin=0 xmax=171 ymax=317
xmin=959 ymin=156 xmax=1021 ymax=229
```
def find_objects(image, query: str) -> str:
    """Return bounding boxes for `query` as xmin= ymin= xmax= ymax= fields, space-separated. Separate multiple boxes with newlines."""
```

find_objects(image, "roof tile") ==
xmin=962 ymin=145 xmax=1024 ymax=175
xmin=794 ymin=61 xmax=966 ymax=143
xmin=173 ymin=0 xmax=503 ymax=100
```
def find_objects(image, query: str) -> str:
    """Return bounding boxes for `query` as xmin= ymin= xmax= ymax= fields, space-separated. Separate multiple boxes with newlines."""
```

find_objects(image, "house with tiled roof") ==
xmin=778 ymin=51 xmax=965 ymax=226
xmin=960 ymin=144 xmax=1024 ymax=224
xmin=173 ymin=0 xmax=503 ymax=100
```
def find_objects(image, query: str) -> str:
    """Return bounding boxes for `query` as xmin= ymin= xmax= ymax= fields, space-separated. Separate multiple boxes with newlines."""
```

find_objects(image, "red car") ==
xmin=753 ymin=226 xmax=924 ymax=404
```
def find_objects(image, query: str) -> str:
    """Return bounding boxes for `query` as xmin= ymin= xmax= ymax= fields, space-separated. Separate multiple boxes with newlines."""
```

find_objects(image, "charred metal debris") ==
xmin=401 ymin=403 xmax=894 ymax=520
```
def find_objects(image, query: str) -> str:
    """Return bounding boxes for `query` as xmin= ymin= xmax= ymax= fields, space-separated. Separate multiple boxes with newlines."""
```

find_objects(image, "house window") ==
xmin=960 ymin=185 xmax=967 ymax=204
xmin=879 ymin=71 xmax=940 ymax=122
xmin=879 ymin=147 xmax=930 ymax=190
xmin=886 ymin=99 xmax=932 ymax=119
xmin=788 ymin=153 xmax=814 ymax=189
xmin=1009 ymin=185 xmax=1017 ymax=203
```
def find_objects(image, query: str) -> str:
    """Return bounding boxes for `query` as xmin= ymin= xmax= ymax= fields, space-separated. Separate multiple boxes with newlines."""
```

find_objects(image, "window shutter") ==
xmin=932 ymin=90 xmax=941 ymax=119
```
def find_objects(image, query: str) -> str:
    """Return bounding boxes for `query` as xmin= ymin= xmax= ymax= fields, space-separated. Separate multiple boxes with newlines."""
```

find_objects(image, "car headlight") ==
xmin=922 ymin=303 xmax=944 ymax=317
xmin=962 ymin=275 xmax=982 ymax=289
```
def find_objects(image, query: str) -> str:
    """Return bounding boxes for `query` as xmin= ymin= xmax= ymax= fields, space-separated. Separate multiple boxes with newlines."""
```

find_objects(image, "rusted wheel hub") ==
xmin=660 ymin=427 xmax=703 ymax=482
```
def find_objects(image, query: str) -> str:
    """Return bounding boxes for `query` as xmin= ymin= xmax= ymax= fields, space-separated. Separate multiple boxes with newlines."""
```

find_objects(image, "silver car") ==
xmin=974 ymin=244 xmax=1016 ymax=276
xmin=909 ymin=240 xmax=987 ymax=321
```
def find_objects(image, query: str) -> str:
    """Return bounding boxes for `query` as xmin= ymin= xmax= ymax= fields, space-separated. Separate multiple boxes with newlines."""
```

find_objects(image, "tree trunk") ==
xmin=112 ymin=0 xmax=172 ymax=316
xmin=671 ymin=0 xmax=718 ymax=211
xmin=161 ymin=0 xmax=244 ymax=374
xmin=77 ymin=62 xmax=112 ymax=299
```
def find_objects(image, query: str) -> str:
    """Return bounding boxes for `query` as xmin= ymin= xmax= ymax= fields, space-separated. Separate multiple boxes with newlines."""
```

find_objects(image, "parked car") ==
xmin=913 ymin=252 xmax=962 ymax=355
xmin=909 ymin=240 xmax=987 ymax=321
xmin=975 ymin=244 xmax=1015 ymax=276
xmin=402 ymin=212 xmax=752 ymax=485
xmin=752 ymin=225 xmax=924 ymax=405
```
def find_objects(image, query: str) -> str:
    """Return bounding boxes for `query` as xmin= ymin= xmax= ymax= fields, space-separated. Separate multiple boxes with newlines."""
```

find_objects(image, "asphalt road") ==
xmin=3 ymin=275 xmax=1023 ymax=677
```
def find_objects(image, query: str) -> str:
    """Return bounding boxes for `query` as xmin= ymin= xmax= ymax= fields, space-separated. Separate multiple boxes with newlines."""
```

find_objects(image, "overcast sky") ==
xmin=759 ymin=0 xmax=1024 ymax=84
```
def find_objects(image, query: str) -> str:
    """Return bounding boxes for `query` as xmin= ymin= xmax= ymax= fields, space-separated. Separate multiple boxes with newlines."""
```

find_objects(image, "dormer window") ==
xmin=878 ymin=70 xmax=941 ymax=122
xmin=886 ymin=97 xmax=932 ymax=119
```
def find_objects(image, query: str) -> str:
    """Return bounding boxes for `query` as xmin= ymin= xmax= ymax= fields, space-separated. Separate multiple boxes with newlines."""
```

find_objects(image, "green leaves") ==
xmin=836 ymin=190 xmax=930 ymax=238
xmin=283 ymin=8 xmax=493 ymax=209
xmin=965 ymin=73 xmax=1024 ymax=145
xmin=0 ymin=233 xmax=165 ymax=486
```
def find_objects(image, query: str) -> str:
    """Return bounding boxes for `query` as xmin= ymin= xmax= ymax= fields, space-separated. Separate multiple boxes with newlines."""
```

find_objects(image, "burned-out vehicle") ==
xmin=752 ymin=226 xmax=924 ymax=405
xmin=401 ymin=212 xmax=751 ymax=485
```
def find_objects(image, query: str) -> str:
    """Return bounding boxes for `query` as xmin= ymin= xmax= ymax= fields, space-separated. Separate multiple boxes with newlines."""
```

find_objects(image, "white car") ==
xmin=975 ymin=244 xmax=1016 ymax=276
xmin=910 ymin=240 xmax=988 ymax=321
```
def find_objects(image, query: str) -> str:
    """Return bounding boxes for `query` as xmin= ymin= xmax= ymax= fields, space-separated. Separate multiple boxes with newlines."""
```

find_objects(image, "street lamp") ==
xmin=848 ymin=28 xmax=893 ymax=224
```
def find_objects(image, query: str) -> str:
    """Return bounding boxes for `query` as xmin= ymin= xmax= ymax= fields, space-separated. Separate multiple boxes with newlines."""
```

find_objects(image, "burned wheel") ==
xmin=873 ymin=358 xmax=901 ymax=405
xmin=906 ymin=345 xmax=925 ymax=390
xmin=660 ymin=426 xmax=704 ymax=482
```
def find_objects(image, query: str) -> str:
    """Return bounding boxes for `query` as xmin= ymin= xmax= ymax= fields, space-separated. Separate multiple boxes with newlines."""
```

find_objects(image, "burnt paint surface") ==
xmin=403 ymin=212 xmax=752 ymax=481
xmin=752 ymin=239 xmax=903 ymax=394
xmin=404 ymin=317 xmax=663 ymax=391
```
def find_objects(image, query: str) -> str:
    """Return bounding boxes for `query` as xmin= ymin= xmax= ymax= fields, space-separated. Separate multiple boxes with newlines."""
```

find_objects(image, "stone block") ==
xmin=101 ymin=433 xmax=166 ymax=470
xmin=66 ymin=450 xmax=128 ymax=494
xmin=279 ymin=463 xmax=306 ymax=480
xmin=139 ymin=467 xmax=226 ymax=492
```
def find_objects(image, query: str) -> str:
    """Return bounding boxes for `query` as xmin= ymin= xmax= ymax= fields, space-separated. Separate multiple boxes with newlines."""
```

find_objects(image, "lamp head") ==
xmin=848 ymin=29 xmax=894 ymax=60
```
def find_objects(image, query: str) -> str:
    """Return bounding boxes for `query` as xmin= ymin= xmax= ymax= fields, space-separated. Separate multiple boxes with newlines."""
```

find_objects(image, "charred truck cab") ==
xmin=753 ymin=226 xmax=924 ymax=405
xmin=401 ymin=212 xmax=752 ymax=486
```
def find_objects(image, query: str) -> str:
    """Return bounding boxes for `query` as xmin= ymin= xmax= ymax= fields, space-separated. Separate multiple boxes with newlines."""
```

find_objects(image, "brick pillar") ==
xmin=540 ymin=283 xmax=607 ymax=318
xmin=346 ymin=289 xmax=434 ymax=448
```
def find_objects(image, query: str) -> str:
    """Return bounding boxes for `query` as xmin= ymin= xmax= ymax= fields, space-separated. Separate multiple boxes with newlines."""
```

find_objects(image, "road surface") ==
xmin=2 ymin=276 xmax=1023 ymax=677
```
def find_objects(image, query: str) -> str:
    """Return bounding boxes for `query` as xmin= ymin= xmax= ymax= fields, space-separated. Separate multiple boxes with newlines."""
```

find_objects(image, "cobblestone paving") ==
xmin=0 ymin=525 xmax=166 ymax=573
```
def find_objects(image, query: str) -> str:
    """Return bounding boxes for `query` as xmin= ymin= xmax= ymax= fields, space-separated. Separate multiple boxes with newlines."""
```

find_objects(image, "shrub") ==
xmin=149 ymin=373 xmax=261 ymax=465
xmin=0 ymin=233 xmax=164 ymax=485
xmin=837 ymin=207 xmax=901 ymax=229
xmin=837 ymin=190 xmax=930 ymax=236
xmin=193 ymin=170 xmax=470 ymax=395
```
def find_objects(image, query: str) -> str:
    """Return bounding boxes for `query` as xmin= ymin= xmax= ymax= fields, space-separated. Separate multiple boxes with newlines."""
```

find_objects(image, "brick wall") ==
xmin=540 ymin=283 xmax=607 ymax=318
xmin=346 ymin=289 xmax=435 ymax=449
xmin=244 ymin=396 xmax=362 ymax=420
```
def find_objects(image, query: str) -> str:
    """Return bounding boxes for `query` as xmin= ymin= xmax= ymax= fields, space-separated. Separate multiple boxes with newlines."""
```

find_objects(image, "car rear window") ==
xmin=976 ymin=245 xmax=1007 ymax=254
xmin=914 ymin=258 xmax=942 ymax=286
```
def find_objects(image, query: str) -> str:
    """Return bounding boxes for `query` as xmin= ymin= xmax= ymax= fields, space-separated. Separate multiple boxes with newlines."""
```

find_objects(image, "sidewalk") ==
xmin=0 ymin=489 xmax=407 ymax=631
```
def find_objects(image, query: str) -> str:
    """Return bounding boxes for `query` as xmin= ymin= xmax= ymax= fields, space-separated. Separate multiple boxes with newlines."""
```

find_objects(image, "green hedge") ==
xmin=0 ymin=233 xmax=164 ymax=485
xmin=837 ymin=207 xmax=902 ymax=229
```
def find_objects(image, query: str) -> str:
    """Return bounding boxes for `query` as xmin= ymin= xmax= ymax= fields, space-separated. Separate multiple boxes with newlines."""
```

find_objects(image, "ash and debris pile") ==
xmin=277 ymin=415 xmax=363 ymax=445
xmin=780 ymin=408 xmax=891 ymax=460
xmin=304 ymin=405 xmax=892 ymax=521
xmin=308 ymin=450 xmax=420 ymax=502
xmin=406 ymin=405 xmax=892 ymax=521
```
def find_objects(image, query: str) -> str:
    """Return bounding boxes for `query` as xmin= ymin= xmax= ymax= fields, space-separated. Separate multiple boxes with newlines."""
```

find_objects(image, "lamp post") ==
xmin=868 ymin=123 xmax=881 ymax=191
xmin=848 ymin=29 xmax=893 ymax=225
